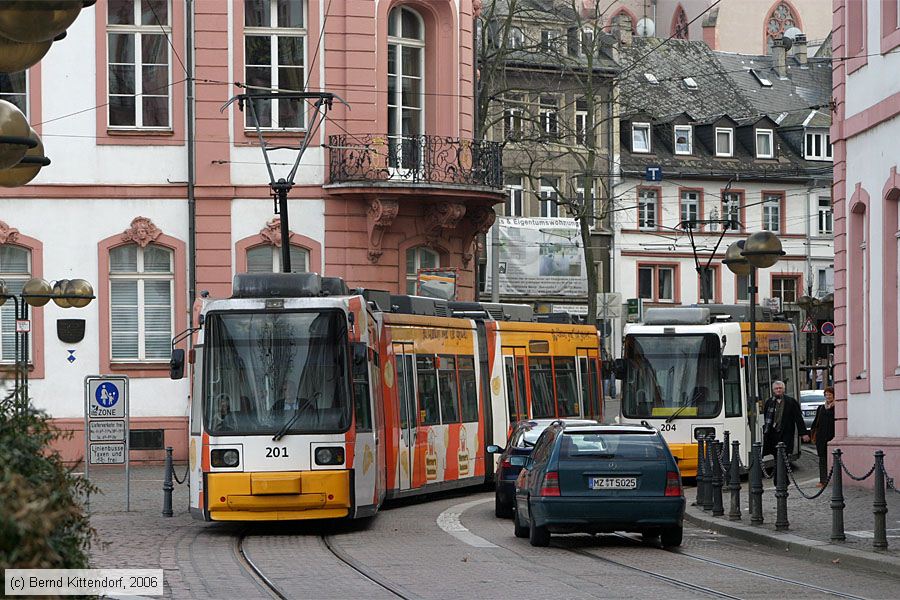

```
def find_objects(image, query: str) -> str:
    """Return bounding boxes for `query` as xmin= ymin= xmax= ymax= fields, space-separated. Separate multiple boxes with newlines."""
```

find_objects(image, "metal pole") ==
xmin=695 ymin=435 xmax=706 ymax=507
xmin=162 ymin=447 xmax=174 ymax=517
xmin=490 ymin=221 xmax=500 ymax=303
xmin=775 ymin=442 xmax=789 ymax=530
xmin=748 ymin=268 xmax=759 ymax=446
xmin=831 ymin=448 xmax=846 ymax=541
xmin=750 ymin=441 xmax=764 ymax=524
xmin=275 ymin=179 xmax=292 ymax=273
xmin=873 ymin=450 xmax=888 ymax=550
xmin=712 ymin=440 xmax=725 ymax=517
xmin=728 ymin=439 xmax=742 ymax=520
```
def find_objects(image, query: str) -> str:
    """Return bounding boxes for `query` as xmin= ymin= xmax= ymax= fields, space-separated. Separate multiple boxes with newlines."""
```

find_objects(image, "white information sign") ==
xmin=84 ymin=375 xmax=130 ymax=510
xmin=90 ymin=443 xmax=126 ymax=464
xmin=89 ymin=420 xmax=126 ymax=442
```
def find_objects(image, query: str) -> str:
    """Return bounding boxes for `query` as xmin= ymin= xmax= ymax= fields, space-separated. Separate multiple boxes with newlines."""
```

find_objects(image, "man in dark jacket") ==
xmin=762 ymin=380 xmax=809 ymax=458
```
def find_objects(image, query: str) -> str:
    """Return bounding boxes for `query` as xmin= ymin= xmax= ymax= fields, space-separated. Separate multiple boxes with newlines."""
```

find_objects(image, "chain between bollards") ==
xmin=163 ymin=446 xmax=174 ymax=518
xmin=728 ymin=439 xmax=742 ymax=521
xmin=711 ymin=440 xmax=725 ymax=516
xmin=775 ymin=442 xmax=790 ymax=530
xmin=873 ymin=450 xmax=888 ymax=550
xmin=750 ymin=441 xmax=764 ymax=525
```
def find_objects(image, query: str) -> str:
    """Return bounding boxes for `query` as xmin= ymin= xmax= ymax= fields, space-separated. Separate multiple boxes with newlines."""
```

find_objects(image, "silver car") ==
xmin=800 ymin=390 xmax=826 ymax=429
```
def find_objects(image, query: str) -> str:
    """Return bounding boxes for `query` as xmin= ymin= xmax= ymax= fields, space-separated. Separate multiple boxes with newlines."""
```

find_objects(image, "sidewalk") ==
xmin=684 ymin=447 xmax=900 ymax=576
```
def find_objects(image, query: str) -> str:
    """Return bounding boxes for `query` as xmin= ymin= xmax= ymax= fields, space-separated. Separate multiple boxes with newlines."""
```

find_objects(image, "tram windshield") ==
xmin=204 ymin=310 xmax=350 ymax=435
xmin=621 ymin=334 xmax=722 ymax=419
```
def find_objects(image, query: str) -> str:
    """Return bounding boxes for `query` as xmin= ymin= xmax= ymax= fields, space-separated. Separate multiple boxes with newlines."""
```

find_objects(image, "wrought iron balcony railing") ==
xmin=328 ymin=134 xmax=503 ymax=190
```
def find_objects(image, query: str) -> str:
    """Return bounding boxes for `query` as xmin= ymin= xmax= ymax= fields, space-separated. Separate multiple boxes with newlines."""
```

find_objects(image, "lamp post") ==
xmin=0 ymin=277 xmax=94 ymax=413
xmin=724 ymin=231 xmax=785 ymax=446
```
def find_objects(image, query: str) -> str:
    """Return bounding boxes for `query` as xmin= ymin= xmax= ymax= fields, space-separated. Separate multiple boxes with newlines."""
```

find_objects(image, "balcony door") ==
xmin=387 ymin=6 xmax=425 ymax=179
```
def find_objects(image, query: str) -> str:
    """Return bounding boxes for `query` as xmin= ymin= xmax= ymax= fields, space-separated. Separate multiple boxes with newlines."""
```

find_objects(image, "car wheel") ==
xmin=527 ymin=502 xmax=550 ymax=547
xmin=495 ymin=494 xmax=514 ymax=519
xmin=640 ymin=530 xmax=660 ymax=544
xmin=513 ymin=507 xmax=529 ymax=538
xmin=660 ymin=526 xmax=683 ymax=548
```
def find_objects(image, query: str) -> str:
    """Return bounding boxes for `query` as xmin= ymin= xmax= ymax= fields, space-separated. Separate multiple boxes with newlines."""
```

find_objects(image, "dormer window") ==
xmin=540 ymin=29 xmax=556 ymax=51
xmin=674 ymin=125 xmax=692 ymax=155
xmin=632 ymin=123 xmax=651 ymax=153
xmin=644 ymin=73 xmax=659 ymax=85
xmin=756 ymin=129 xmax=774 ymax=158
xmin=805 ymin=129 xmax=832 ymax=160
xmin=715 ymin=127 xmax=733 ymax=157
xmin=508 ymin=26 xmax=524 ymax=49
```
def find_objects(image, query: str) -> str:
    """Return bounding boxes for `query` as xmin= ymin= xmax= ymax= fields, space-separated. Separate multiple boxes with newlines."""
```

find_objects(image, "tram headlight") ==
xmin=314 ymin=446 xmax=345 ymax=466
xmin=211 ymin=448 xmax=240 ymax=468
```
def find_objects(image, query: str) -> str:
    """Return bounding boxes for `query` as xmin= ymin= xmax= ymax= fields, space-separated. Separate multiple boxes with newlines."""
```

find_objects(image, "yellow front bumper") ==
xmin=207 ymin=470 xmax=351 ymax=521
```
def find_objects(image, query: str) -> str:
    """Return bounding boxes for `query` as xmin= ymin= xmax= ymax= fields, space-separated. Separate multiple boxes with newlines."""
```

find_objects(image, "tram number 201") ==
xmin=265 ymin=447 xmax=289 ymax=458
xmin=658 ymin=423 xmax=676 ymax=432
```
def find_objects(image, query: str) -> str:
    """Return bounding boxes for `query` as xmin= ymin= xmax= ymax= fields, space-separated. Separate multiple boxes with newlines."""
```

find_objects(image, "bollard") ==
xmin=728 ymin=439 xmax=742 ymax=521
xmin=162 ymin=446 xmax=174 ymax=518
xmin=750 ymin=441 xmax=764 ymax=525
xmin=711 ymin=441 xmax=725 ymax=516
xmin=775 ymin=442 xmax=789 ymax=530
xmin=695 ymin=434 xmax=706 ymax=508
xmin=831 ymin=448 xmax=846 ymax=542
xmin=702 ymin=435 xmax=715 ymax=511
xmin=722 ymin=430 xmax=731 ymax=475
xmin=873 ymin=450 xmax=888 ymax=550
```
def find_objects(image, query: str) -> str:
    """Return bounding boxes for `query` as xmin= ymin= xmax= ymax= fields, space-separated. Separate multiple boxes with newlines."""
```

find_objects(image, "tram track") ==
xmin=320 ymin=535 xmax=414 ymax=600
xmin=234 ymin=531 xmax=289 ymax=600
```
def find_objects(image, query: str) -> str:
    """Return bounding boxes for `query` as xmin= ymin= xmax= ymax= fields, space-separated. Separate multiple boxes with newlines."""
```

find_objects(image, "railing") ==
xmin=328 ymin=134 xmax=503 ymax=189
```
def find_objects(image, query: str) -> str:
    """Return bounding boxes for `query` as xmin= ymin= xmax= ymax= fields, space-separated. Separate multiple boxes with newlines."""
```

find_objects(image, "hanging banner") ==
xmin=485 ymin=216 xmax=587 ymax=297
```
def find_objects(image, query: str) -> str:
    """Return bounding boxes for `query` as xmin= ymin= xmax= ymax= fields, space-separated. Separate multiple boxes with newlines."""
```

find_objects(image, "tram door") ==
xmin=577 ymin=348 xmax=602 ymax=421
xmin=394 ymin=344 xmax=417 ymax=491
xmin=502 ymin=347 xmax=528 ymax=424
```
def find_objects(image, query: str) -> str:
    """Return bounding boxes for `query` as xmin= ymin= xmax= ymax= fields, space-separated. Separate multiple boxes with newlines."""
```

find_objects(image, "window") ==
xmin=246 ymin=244 xmax=309 ymax=273
xmin=804 ymin=130 xmax=832 ymax=160
xmin=722 ymin=191 xmax=742 ymax=231
xmin=406 ymin=246 xmax=439 ymax=294
xmin=638 ymin=265 xmax=676 ymax=302
xmin=682 ymin=77 xmax=698 ymax=90
xmin=644 ymin=73 xmax=659 ymax=85
xmin=437 ymin=355 xmax=459 ymax=423
xmin=638 ymin=189 xmax=657 ymax=229
xmin=756 ymin=129 xmax=774 ymax=158
xmin=715 ymin=127 xmax=733 ymax=157
xmin=750 ymin=68 xmax=773 ymax=87
xmin=503 ymin=95 xmax=523 ymax=140
xmin=540 ymin=29 xmax=557 ymax=52
xmin=416 ymin=354 xmax=440 ymax=425
xmin=818 ymin=196 xmax=833 ymax=234
xmin=680 ymin=190 xmax=699 ymax=226
xmin=505 ymin=175 xmax=524 ymax=217
xmin=765 ymin=1 xmax=799 ymax=52
xmin=508 ymin=26 xmax=524 ymax=49
xmin=352 ymin=344 xmax=372 ymax=432
xmin=580 ymin=27 xmax=595 ymax=56
xmin=763 ymin=193 xmax=782 ymax=232
xmin=388 ymin=6 xmax=424 ymax=167
xmin=575 ymin=98 xmax=590 ymax=146
xmin=736 ymin=273 xmax=749 ymax=302
xmin=540 ymin=177 xmax=559 ymax=218
xmin=632 ymin=123 xmax=650 ymax=153
xmin=772 ymin=275 xmax=798 ymax=304
xmin=817 ymin=267 xmax=834 ymax=295
xmin=0 ymin=245 xmax=29 ymax=362
xmin=672 ymin=5 xmax=689 ymax=39
xmin=575 ymin=176 xmax=593 ymax=218
xmin=539 ymin=96 xmax=558 ymax=140
xmin=674 ymin=125 xmax=692 ymax=154
xmin=109 ymin=243 xmax=174 ymax=361
xmin=458 ymin=356 xmax=478 ymax=422
xmin=529 ymin=357 xmax=554 ymax=418
xmin=0 ymin=71 xmax=27 ymax=118
xmin=107 ymin=0 xmax=172 ymax=128
xmin=699 ymin=267 xmax=716 ymax=302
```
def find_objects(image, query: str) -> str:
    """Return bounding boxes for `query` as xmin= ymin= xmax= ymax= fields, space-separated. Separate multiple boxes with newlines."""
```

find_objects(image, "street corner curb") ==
xmin=684 ymin=506 xmax=900 ymax=577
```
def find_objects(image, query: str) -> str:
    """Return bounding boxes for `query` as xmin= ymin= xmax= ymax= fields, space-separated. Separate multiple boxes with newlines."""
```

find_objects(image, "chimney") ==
xmin=794 ymin=33 xmax=808 ymax=67
xmin=772 ymin=36 xmax=787 ymax=78
xmin=614 ymin=15 xmax=633 ymax=47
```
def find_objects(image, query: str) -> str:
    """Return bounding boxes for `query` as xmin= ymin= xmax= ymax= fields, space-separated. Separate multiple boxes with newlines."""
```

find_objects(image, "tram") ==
xmin=616 ymin=305 xmax=799 ymax=477
xmin=171 ymin=273 xmax=605 ymax=521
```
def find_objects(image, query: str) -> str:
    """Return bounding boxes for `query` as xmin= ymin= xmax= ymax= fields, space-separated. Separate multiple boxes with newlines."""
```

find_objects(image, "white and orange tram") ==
xmin=171 ymin=273 xmax=605 ymax=521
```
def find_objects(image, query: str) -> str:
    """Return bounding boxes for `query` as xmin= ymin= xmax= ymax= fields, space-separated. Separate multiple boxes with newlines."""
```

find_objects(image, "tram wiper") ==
xmin=666 ymin=399 xmax=696 ymax=424
xmin=272 ymin=401 xmax=306 ymax=441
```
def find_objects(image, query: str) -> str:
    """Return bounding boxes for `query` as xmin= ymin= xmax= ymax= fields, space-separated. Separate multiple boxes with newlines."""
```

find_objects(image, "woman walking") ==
xmin=811 ymin=386 xmax=836 ymax=488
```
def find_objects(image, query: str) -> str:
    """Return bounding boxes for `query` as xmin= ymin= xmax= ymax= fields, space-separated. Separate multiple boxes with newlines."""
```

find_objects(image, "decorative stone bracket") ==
xmin=425 ymin=202 xmax=467 ymax=249
xmin=367 ymin=198 xmax=399 ymax=263
xmin=121 ymin=216 xmax=162 ymax=247
xmin=260 ymin=217 xmax=286 ymax=247
xmin=459 ymin=205 xmax=496 ymax=266
xmin=0 ymin=220 xmax=20 ymax=245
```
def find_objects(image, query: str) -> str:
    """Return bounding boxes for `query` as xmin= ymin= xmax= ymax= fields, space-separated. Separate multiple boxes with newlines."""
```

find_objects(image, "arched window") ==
xmin=672 ymin=5 xmax=689 ymax=39
xmin=387 ymin=6 xmax=425 ymax=170
xmin=246 ymin=244 xmax=309 ymax=273
xmin=848 ymin=186 xmax=869 ymax=391
xmin=0 ymin=244 xmax=30 ymax=362
xmin=609 ymin=9 xmax=636 ymax=33
xmin=406 ymin=246 xmax=439 ymax=294
xmin=765 ymin=1 xmax=800 ymax=52
xmin=109 ymin=243 xmax=174 ymax=361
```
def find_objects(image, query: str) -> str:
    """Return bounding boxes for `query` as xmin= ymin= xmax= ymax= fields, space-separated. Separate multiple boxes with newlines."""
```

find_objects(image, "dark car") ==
xmin=487 ymin=419 xmax=597 ymax=518
xmin=513 ymin=423 xmax=685 ymax=547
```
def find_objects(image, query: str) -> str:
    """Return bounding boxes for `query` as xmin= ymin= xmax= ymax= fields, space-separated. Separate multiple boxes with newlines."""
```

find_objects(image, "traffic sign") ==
xmin=88 ymin=379 xmax=126 ymax=418
xmin=801 ymin=317 xmax=817 ymax=333
xmin=596 ymin=292 xmax=622 ymax=319
xmin=626 ymin=298 xmax=643 ymax=323
xmin=821 ymin=321 xmax=835 ymax=336
xmin=645 ymin=166 xmax=663 ymax=182
xmin=84 ymin=375 xmax=130 ymax=510
xmin=89 ymin=420 xmax=126 ymax=442
xmin=15 ymin=319 xmax=30 ymax=333
xmin=90 ymin=443 xmax=126 ymax=464
xmin=821 ymin=335 xmax=835 ymax=345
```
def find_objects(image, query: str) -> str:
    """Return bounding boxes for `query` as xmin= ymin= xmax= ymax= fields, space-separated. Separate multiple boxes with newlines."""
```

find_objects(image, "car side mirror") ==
xmin=170 ymin=348 xmax=185 ymax=380
xmin=613 ymin=358 xmax=626 ymax=380
xmin=486 ymin=444 xmax=503 ymax=454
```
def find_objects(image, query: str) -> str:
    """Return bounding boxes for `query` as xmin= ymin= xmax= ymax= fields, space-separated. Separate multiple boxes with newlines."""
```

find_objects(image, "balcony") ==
xmin=327 ymin=134 xmax=503 ymax=191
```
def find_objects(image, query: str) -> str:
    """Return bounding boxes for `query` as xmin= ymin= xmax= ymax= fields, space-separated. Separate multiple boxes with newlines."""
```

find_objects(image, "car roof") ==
xmin=561 ymin=424 xmax=658 ymax=434
xmin=800 ymin=390 xmax=825 ymax=397
xmin=518 ymin=418 xmax=599 ymax=428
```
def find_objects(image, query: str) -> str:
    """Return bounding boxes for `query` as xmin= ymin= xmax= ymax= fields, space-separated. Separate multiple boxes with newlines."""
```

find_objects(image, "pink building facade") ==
xmin=0 ymin=0 xmax=501 ymax=462
xmin=831 ymin=0 xmax=900 ymax=483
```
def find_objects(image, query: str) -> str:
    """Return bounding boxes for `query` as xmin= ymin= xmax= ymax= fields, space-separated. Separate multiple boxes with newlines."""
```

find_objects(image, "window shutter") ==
xmin=111 ymin=280 xmax=139 ymax=359
xmin=289 ymin=246 xmax=309 ymax=273
xmin=110 ymin=245 xmax=138 ymax=272
xmin=247 ymin=246 xmax=274 ymax=272
xmin=143 ymin=279 xmax=172 ymax=359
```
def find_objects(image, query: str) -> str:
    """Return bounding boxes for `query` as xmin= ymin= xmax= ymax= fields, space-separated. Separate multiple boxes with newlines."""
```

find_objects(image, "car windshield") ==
xmin=561 ymin=432 xmax=667 ymax=460
xmin=203 ymin=310 xmax=350 ymax=435
xmin=621 ymin=334 xmax=723 ymax=419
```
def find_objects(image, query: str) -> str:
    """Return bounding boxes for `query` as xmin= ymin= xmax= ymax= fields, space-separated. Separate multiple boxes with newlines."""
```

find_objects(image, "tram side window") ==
xmin=417 ymin=355 xmax=440 ymax=426
xmin=757 ymin=357 xmax=770 ymax=401
xmin=505 ymin=356 xmax=524 ymax=423
xmin=396 ymin=354 xmax=410 ymax=429
xmin=780 ymin=354 xmax=796 ymax=398
xmin=723 ymin=357 xmax=742 ymax=418
xmin=517 ymin=357 xmax=529 ymax=419
xmin=769 ymin=354 xmax=782 ymax=397
xmin=352 ymin=344 xmax=373 ymax=432
xmin=555 ymin=357 xmax=580 ymax=417
xmin=579 ymin=356 xmax=601 ymax=420
xmin=438 ymin=355 xmax=460 ymax=424
xmin=530 ymin=357 xmax=555 ymax=418
xmin=458 ymin=356 xmax=479 ymax=422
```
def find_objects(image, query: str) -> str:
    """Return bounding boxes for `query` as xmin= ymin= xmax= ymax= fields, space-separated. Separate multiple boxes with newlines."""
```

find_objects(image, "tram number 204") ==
xmin=265 ymin=447 xmax=289 ymax=458
xmin=657 ymin=423 xmax=676 ymax=432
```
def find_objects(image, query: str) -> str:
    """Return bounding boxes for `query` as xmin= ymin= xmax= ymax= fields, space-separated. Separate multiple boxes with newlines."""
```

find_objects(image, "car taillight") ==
xmin=501 ymin=459 xmax=512 ymax=470
xmin=665 ymin=471 xmax=682 ymax=497
xmin=539 ymin=471 xmax=560 ymax=496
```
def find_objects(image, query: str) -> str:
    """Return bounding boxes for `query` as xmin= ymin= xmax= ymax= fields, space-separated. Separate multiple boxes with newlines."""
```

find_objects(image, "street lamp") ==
xmin=0 ymin=277 xmax=94 ymax=412
xmin=723 ymin=231 xmax=785 ymax=446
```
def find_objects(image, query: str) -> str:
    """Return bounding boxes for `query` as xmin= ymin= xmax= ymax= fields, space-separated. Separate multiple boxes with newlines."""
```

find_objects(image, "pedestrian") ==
xmin=810 ymin=386 xmax=836 ymax=488
xmin=762 ymin=380 xmax=810 ymax=459
xmin=815 ymin=358 xmax=825 ymax=390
